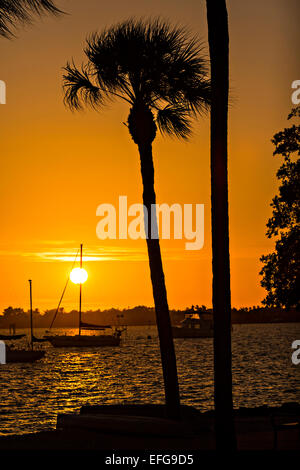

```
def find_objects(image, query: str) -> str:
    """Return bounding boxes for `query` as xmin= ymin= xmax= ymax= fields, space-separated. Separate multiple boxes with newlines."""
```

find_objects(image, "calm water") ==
xmin=0 ymin=324 xmax=299 ymax=435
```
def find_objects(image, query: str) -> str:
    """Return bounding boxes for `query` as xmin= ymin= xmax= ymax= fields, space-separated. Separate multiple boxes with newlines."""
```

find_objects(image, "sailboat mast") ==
xmin=29 ymin=279 xmax=33 ymax=350
xmin=79 ymin=244 xmax=83 ymax=336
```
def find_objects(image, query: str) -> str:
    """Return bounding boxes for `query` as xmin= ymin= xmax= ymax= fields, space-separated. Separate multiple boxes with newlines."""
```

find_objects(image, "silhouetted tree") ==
xmin=0 ymin=0 xmax=62 ymax=38
xmin=63 ymin=18 xmax=210 ymax=419
xmin=3 ymin=306 xmax=24 ymax=318
xmin=260 ymin=106 xmax=300 ymax=309
xmin=206 ymin=0 xmax=236 ymax=450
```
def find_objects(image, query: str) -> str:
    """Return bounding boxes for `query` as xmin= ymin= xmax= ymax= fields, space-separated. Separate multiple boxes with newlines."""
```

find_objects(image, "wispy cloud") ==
xmin=32 ymin=246 xmax=148 ymax=262
xmin=0 ymin=241 xmax=205 ymax=262
xmin=0 ymin=246 xmax=148 ymax=262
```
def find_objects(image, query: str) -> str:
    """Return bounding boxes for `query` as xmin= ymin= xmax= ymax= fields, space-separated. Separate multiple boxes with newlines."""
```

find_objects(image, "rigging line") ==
xmin=49 ymin=248 xmax=80 ymax=330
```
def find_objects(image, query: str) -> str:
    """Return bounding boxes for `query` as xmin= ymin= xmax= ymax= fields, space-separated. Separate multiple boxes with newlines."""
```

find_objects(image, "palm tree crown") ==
xmin=63 ymin=18 xmax=210 ymax=139
xmin=0 ymin=0 xmax=62 ymax=38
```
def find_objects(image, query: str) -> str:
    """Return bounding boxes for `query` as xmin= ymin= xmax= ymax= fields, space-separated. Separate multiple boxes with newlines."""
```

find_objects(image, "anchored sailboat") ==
xmin=6 ymin=280 xmax=46 ymax=363
xmin=0 ymin=334 xmax=25 ymax=340
xmin=46 ymin=244 xmax=124 ymax=347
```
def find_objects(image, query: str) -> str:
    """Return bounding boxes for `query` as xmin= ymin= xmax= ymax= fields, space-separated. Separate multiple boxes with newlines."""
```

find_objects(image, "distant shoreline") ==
xmin=0 ymin=321 xmax=299 ymax=330
xmin=0 ymin=306 xmax=299 ymax=330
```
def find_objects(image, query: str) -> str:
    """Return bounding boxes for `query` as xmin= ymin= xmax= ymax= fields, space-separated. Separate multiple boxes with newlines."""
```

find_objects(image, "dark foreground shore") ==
xmin=0 ymin=403 xmax=299 ymax=452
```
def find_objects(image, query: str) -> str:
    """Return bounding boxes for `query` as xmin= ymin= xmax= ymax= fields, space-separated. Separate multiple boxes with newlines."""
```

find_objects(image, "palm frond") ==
xmin=141 ymin=23 xmax=210 ymax=107
xmin=0 ymin=0 xmax=63 ymax=38
xmin=85 ymin=21 xmax=148 ymax=100
xmin=181 ymin=78 xmax=211 ymax=114
xmin=156 ymin=105 xmax=192 ymax=140
xmin=63 ymin=62 xmax=104 ymax=111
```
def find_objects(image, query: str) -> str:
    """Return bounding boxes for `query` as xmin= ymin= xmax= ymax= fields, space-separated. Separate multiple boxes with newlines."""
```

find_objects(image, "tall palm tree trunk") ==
xmin=206 ymin=0 xmax=236 ymax=450
xmin=128 ymin=103 xmax=181 ymax=420
xmin=138 ymin=141 xmax=181 ymax=420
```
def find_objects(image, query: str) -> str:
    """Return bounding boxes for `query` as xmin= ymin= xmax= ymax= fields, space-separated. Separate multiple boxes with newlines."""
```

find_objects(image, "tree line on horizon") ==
xmin=0 ymin=304 xmax=298 ymax=328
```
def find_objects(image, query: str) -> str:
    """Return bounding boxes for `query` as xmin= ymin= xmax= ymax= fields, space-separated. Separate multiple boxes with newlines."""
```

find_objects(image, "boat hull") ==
xmin=6 ymin=349 xmax=45 ymax=363
xmin=172 ymin=326 xmax=213 ymax=338
xmin=46 ymin=334 xmax=121 ymax=348
xmin=0 ymin=334 xmax=26 ymax=340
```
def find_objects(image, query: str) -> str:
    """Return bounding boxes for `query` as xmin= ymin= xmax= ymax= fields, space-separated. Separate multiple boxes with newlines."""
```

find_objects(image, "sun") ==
xmin=70 ymin=267 xmax=88 ymax=284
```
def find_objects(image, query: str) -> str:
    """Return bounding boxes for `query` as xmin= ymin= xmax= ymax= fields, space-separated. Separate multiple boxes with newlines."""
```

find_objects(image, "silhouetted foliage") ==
xmin=3 ymin=306 xmax=25 ymax=318
xmin=260 ymin=106 xmax=300 ymax=309
xmin=0 ymin=0 xmax=62 ymax=38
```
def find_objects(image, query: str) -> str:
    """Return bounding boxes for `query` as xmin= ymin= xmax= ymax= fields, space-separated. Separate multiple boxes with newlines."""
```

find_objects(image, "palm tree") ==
xmin=0 ymin=0 xmax=62 ymax=38
xmin=206 ymin=0 xmax=236 ymax=450
xmin=63 ymin=18 xmax=210 ymax=420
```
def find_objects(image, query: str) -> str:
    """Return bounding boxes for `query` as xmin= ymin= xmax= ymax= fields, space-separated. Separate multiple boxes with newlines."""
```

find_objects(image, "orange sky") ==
xmin=0 ymin=0 xmax=299 ymax=313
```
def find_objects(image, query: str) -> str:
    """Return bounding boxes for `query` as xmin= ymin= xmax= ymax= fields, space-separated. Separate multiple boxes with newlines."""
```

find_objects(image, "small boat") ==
xmin=172 ymin=312 xmax=214 ymax=338
xmin=46 ymin=329 xmax=122 ymax=348
xmin=46 ymin=321 xmax=123 ymax=347
xmin=0 ymin=334 xmax=26 ymax=340
xmin=6 ymin=346 xmax=45 ymax=363
xmin=32 ymin=334 xmax=49 ymax=343
xmin=5 ymin=280 xmax=46 ymax=363
xmin=46 ymin=244 xmax=124 ymax=348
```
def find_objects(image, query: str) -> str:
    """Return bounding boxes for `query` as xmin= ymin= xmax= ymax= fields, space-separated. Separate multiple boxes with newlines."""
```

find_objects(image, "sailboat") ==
xmin=46 ymin=244 xmax=124 ymax=348
xmin=0 ymin=333 xmax=26 ymax=340
xmin=6 ymin=280 xmax=46 ymax=363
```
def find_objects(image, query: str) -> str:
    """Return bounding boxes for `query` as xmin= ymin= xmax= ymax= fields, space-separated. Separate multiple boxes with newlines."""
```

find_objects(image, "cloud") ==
xmin=24 ymin=246 xmax=149 ymax=262
xmin=0 ymin=243 xmax=204 ymax=262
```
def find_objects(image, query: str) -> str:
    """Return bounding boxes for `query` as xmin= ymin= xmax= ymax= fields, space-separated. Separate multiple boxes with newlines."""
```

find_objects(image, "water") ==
xmin=0 ymin=323 xmax=299 ymax=435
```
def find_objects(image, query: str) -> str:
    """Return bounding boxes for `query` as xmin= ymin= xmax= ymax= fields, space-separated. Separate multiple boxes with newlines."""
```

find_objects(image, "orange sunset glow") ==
xmin=0 ymin=0 xmax=299 ymax=313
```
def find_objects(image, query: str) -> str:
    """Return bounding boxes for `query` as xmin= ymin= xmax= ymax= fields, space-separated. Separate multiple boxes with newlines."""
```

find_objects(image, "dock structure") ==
xmin=0 ymin=404 xmax=299 ymax=451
